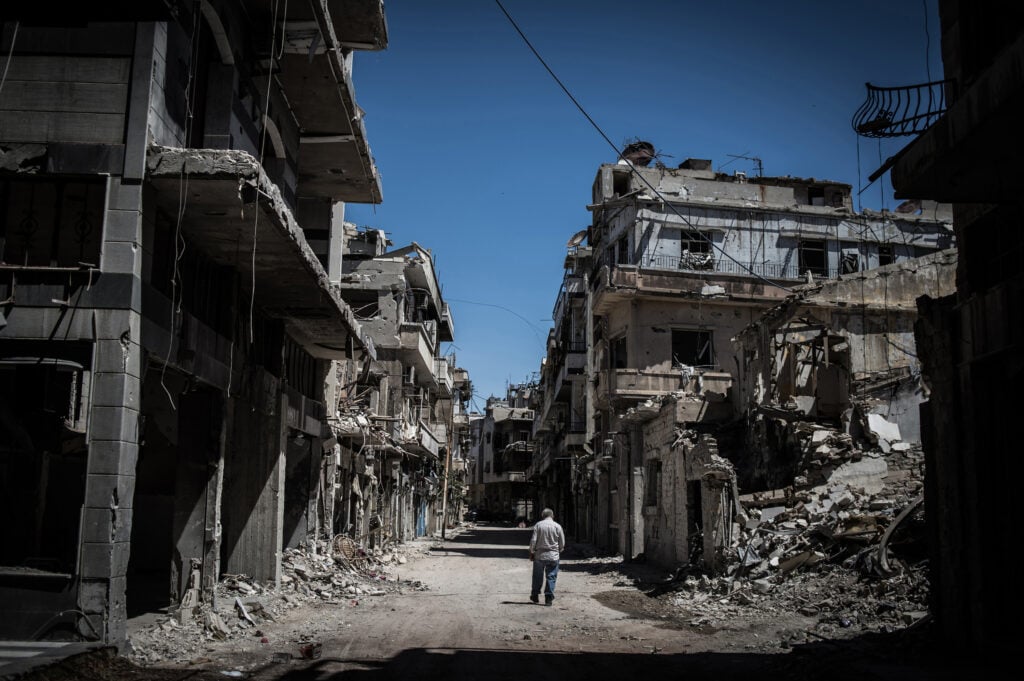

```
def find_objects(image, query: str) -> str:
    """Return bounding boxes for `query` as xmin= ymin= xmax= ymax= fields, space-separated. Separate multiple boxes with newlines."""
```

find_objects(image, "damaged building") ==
xmin=0 ymin=0 xmax=392 ymax=646
xmin=331 ymin=228 xmax=473 ymax=542
xmin=530 ymin=150 xmax=955 ymax=572
xmin=470 ymin=383 xmax=536 ymax=522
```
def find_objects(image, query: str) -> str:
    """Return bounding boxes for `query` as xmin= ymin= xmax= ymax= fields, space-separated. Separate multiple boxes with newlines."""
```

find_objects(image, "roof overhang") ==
xmin=146 ymin=146 xmax=375 ymax=360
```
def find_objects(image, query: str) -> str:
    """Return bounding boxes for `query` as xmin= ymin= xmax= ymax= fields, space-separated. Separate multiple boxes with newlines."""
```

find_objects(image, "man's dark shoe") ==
xmin=545 ymin=598 xmax=554 ymax=606
xmin=529 ymin=594 xmax=539 ymax=604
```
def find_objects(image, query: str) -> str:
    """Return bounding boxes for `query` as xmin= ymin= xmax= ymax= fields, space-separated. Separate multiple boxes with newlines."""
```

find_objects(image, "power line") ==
xmin=494 ymin=0 xmax=793 ymax=293
xmin=447 ymin=297 xmax=545 ymax=341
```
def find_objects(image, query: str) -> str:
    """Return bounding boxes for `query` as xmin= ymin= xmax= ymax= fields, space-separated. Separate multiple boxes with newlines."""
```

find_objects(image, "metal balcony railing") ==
xmin=852 ymin=79 xmax=955 ymax=138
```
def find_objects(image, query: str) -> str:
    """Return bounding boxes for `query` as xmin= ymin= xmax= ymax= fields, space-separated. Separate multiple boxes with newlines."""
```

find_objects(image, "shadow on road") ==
xmin=266 ymin=634 xmax=1002 ymax=681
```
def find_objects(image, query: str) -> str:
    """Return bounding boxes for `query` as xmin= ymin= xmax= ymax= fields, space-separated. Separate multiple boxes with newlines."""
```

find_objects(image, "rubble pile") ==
xmin=666 ymin=476 xmax=926 ymax=645
xmin=126 ymin=539 xmax=429 ymax=665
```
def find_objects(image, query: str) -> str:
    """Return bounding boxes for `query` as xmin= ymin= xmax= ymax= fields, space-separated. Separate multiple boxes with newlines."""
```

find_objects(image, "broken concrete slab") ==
xmin=866 ymin=413 xmax=901 ymax=443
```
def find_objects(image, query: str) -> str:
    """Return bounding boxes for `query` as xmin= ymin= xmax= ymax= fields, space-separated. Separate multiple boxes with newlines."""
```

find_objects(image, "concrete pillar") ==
xmin=328 ymin=202 xmax=345 ymax=284
xmin=79 ymin=176 xmax=146 ymax=645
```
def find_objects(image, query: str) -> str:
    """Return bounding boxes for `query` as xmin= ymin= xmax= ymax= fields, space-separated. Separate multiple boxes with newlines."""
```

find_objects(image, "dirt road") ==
xmin=19 ymin=524 xmax=1004 ymax=681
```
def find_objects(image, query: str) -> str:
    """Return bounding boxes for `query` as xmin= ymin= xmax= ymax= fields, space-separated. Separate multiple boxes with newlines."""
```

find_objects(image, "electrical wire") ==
xmin=447 ymin=297 xmax=545 ymax=341
xmin=923 ymin=0 xmax=932 ymax=84
xmin=494 ymin=0 xmax=793 ymax=293
xmin=0 ymin=20 xmax=18 ymax=98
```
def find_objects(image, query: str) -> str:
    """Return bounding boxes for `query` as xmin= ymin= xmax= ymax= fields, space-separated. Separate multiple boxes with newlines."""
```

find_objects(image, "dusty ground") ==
xmin=14 ymin=524 xmax=1010 ymax=681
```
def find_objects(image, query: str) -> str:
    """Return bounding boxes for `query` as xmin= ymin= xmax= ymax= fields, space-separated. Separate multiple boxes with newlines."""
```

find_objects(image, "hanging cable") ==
xmin=494 ymin=0 xmax=793 ymax=293
xmin=922 ymin=0 xmax=932 ymax=84
xmin=0 ymin=21 xmax=19 ymax=98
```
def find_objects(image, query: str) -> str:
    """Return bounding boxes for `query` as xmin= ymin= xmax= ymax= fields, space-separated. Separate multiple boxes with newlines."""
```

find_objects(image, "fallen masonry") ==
xmin=126 ymin=540 xmax=431 ymax=665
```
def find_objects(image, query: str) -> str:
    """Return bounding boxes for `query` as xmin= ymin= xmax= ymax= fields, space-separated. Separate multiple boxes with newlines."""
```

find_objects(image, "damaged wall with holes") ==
xmin=1 ymin=0 xmax=387 ymax=647
xmin=623 ymin=395 xmax=741 ymax=572
xmin=731 ymin=249 xmax=957 ymax=492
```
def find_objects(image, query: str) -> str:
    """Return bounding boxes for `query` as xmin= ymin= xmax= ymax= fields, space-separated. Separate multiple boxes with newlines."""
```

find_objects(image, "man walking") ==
xmin=528 ymin=508 xmax=565 ymax=606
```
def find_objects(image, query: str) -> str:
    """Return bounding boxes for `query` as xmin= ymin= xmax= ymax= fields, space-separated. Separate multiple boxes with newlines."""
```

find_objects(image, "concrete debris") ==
xmin=126 ymin=539 xmax=431 ymax=665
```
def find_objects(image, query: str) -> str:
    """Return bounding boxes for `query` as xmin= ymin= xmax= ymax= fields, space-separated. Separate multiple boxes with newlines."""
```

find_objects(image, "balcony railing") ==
xmin=852 ymin=79 xmax=955 ymax=138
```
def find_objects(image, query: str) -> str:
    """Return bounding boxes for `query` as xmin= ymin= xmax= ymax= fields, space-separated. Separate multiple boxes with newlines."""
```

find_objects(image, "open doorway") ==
xmin=127 ymin=366 xmax=222 ymax=618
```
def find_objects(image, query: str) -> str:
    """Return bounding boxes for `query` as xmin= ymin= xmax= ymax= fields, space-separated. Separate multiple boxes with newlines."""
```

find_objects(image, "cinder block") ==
xmin=84 ymin=472 xmax=136 ymax=510
xmin=91 ymin=372 xmax=141 ymax=409
xmin=88 ymin=440 xmax=139 ymax=477
xmin=100 ymin=241 xmax=142 ymax=276
xmin=89 ymin=405 xmax=140 ymax=442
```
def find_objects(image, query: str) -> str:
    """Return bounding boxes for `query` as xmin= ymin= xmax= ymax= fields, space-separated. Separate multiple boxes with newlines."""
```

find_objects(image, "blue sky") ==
xmin=345 ymin=0 xmax=943 ymax=407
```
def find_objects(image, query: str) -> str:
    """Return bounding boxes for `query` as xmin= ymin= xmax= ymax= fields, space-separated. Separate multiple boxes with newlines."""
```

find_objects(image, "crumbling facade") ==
xmin=332 ymin=228 xmax=471 ymax=544
xmin=532 ymin=152 xmax=955 ymax=572
xmin=0 ymin=1 xmax=388 ymax=645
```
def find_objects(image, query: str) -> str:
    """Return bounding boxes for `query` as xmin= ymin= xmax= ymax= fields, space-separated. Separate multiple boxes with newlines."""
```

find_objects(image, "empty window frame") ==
xmin=611 ymin=335 xmax=628 ymax=369
xmin=681 ymin=230 xmax=711 ymax=254
xmin=615 ymin=235 xmax=631 ymax=265
xmin=672 ymin=329 xmax=714 ymax=368
xmin=644 ymin=460 xmax=662 ymax=507
xmin=798 ymin=239 xmax=828 ymax=277
xmin=878 ymin=244 xmax=895 ymax=267
xmin=807 ymin=186 xmax=826 ymax=206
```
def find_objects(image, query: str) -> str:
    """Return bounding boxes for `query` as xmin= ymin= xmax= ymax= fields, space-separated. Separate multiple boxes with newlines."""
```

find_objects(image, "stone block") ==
xmin=93 ymin=309 xmax=141 ymax=342
xmin=88 ymin=440 xmax=139 ymax=477
xmin=100 ymin=241 xmax=142 ymax=276
xmin=103 ymin=209 xmax=143 ymax=243
xmin=94 ymin=338 xmax=142 ymax=376
xmin=84 ymin=473 xmax=136 ymax=510
xmin=80 ymin=541 xmax=130 ymax=579
xmin=91 ymin=371 xmax=141 ymax=409
xmin=89 ymin=405 xmax=140 ymax=442
xmin=81 ymin=507 xmax=133 ymax=543
xmin=78 ymin=579 xmax=109 ymax=615
xmin=106 ymin=178 xmax=143 ymax=212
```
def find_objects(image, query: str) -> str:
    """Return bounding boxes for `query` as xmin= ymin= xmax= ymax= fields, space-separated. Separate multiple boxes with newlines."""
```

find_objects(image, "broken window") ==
xmin=644 ymin=460 xmax=662 ymax=507
xmin=840 ymin=241 xmax=860 ymax=274
xmin=672 ymin=329 xmax=714 ymax=368
xmin=878 ymin=244 xmax=895 ymax=267
xmin=611 ymin=335 xmax=628 ymax=369
xmin=681 ymin=231 xmax=711 ymax=254
xmin=798 ymin=239 xmax=828 ymax=277
xmin=807 ymin=186 xmax=826 ymax=206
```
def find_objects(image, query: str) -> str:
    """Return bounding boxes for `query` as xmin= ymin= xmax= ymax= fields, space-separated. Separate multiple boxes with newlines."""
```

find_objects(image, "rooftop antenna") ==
xmin=724 ymin=153 xmax=763 ymax=177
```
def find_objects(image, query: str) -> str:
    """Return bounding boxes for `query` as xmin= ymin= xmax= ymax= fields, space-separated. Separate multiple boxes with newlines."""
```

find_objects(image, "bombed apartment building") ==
xmin=0 ymin=1 xmax=387 ymax=645
xmin=532 ymin=148 xmax=954 ymax=567
xmin=332 ymin=226 xmax=471 ymax=542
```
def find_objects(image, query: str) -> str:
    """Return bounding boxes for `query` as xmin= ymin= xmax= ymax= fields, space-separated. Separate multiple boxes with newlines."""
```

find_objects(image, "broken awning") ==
xmin=146 ymin=146 xmax=375 ymax=360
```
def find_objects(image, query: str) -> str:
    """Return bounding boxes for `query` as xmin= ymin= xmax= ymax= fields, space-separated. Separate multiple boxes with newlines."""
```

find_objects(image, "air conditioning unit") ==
xmin=734 ymin=171 xmax=747 ymax=182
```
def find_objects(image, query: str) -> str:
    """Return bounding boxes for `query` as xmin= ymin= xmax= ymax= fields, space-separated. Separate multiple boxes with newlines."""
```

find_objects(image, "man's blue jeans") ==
xmin=531 ymin=558 xmax=559 ymax=602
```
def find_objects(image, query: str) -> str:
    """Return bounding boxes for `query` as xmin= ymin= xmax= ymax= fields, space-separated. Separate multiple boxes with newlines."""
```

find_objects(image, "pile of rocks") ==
xmin=126 ymin=539 xmax=428 ymax=665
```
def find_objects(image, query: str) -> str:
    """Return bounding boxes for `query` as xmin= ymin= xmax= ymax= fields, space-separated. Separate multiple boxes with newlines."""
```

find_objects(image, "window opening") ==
xmin=672 ymin=329 xmax=714 ymax=368
xmin=798 ymin=239 xmax=828 ymax=277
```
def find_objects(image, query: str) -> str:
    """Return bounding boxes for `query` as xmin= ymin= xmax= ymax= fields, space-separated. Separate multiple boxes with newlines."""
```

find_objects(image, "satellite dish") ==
xmin=566 ymin=229 xmax=588 ymax=247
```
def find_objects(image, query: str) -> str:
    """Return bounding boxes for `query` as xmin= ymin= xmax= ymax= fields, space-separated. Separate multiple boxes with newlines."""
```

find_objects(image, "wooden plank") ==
xmin=5 ymin=56 xmax=131 ymax=84
xmin=0 ymin=81 xmax=128 ymax=114
xmin=0 ymin=111 xmax=125 ymax=145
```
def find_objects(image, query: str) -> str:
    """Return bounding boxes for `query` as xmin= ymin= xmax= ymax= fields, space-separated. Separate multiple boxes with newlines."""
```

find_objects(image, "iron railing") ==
xmin=852 ymin=79 xmax=955 ymax=138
